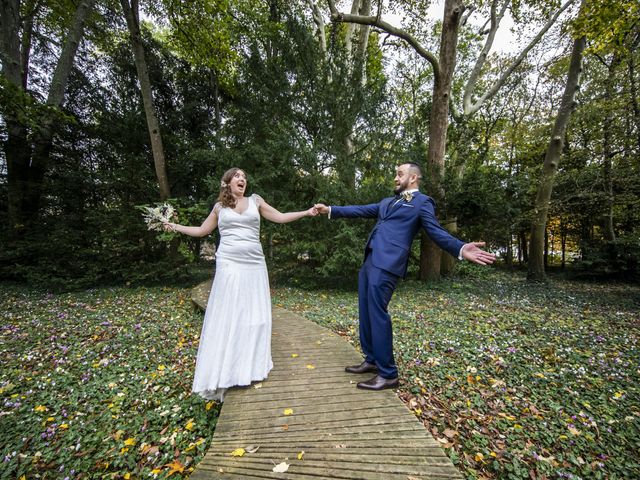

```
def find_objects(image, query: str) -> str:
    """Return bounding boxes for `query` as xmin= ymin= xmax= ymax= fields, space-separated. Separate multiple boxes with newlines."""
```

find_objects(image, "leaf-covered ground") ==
xmin=272 ymin=269 xmax=640 ymax=480
xmin=0 ymin=286 xmax=219 ymax=479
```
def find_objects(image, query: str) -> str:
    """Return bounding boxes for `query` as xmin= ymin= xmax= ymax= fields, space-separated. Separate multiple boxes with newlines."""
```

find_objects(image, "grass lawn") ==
xmin=1 ymin=286 xmax=219 ymax=479
xmin=272 ymin=268 xmax=640 ymax=480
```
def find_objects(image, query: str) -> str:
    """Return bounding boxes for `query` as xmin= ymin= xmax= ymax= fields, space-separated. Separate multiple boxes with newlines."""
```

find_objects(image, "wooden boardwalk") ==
xmin=190 ymin=280 xmax=461 ymax=480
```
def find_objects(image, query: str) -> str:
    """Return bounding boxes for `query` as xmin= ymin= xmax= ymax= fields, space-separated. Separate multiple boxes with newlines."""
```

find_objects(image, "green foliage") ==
xmin=0 ymin=285 xmax=221 ymax=479
xmin=273 ymin=269 xmax=640 ymax=479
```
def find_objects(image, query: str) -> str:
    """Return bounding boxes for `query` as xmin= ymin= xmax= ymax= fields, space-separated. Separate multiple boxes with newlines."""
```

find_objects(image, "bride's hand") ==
xmin=163 ymin=222 xmax=176 ymax=232
xmin=307 ymin=206 xmax=319 ymax=217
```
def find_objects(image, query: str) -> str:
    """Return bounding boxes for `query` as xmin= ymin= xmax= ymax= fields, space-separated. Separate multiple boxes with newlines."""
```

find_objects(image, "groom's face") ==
xmin=394 ymin=164 xmax=414 ymax=194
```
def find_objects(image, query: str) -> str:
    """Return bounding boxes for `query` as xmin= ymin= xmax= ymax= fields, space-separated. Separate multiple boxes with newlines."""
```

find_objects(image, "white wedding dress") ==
xmin=192 ymin=194 xmax=273 ymax=401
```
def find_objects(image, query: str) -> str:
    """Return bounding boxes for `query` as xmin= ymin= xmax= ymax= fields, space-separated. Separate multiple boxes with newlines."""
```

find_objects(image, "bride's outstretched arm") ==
xmin=164 ymin=205 xmax=219 ymax=237
xmin=258 ymin=196 xmax=318 ymax=224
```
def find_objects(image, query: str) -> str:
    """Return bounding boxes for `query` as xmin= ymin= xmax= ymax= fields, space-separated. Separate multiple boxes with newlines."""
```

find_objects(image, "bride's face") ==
xmin=229 ymin=170 xmax=247 ymax=197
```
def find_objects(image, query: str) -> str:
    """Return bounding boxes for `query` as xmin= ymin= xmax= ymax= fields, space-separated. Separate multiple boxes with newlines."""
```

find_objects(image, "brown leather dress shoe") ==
xmin=356 ymin=374 xmax=399 ymax=391
xmin=345 ymin=361 xmax=378 ymax=374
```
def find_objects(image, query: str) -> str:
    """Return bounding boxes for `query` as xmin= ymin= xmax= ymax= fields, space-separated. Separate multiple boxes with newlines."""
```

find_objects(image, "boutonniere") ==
xmin=401 ymin=191 xmax=414 ymax=202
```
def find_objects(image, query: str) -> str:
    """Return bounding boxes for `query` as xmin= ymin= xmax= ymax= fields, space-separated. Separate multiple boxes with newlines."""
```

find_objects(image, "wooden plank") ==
xmin=190 ymin=282 xmax=462 ymax=479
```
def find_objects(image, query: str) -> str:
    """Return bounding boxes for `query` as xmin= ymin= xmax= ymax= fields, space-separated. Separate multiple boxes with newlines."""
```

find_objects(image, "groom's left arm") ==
xmin=418 ymin=197 xmax=465 ymax=258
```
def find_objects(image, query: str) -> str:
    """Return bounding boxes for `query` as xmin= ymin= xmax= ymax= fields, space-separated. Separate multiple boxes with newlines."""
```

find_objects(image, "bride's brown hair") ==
xmin=217 ymin=167 xmax=245 ymax=209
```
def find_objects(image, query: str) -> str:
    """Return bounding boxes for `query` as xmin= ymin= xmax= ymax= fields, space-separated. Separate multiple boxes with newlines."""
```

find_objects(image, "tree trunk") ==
xmin=561 ymin=220 xmax=567 ymax=269
xmin=528 ymin=30 xmax=586 ymax=282
xmin=602 ymin=55 xmax=619 ymax=242
xmin=1 ymin=0 xmax=28 ymax=232
xmin=628 ymin=52 xmax=640 ymax=153
xmin=121 ymin=0 xmax=171 ymax=200
xmin=440 ymin=218 xmax=458 ymax=275
xmin=419 ymin=0 xmax=463 ymax=281
xmin=520 ymin=230 xmax=528 ymax=263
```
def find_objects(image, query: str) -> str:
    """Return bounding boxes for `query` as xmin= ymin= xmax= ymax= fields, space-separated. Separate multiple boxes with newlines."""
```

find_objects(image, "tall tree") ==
xmin=120 ymin=0 xmax=171 ymax=200
xmin=326 ymin=0 xmax=576 ymax=280
xmin=1 ymin=0 xmax=96 ymax=232
xmin=528 ymin=8 xmax=586 ymax=281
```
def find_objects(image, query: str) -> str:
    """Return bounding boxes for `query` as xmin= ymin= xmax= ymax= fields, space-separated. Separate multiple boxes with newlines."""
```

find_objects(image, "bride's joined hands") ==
xmin=306 ymin=206 xmax=319 ymax=217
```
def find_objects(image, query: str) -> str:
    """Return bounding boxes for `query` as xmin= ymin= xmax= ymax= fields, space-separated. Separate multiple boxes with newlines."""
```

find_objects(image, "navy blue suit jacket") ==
xmin=331 ymin=192 xmax=464 ymax=277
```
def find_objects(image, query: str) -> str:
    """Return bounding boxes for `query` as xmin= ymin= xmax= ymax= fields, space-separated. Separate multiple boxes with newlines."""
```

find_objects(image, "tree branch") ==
xmin=462 ymin=0 xmax=508 ymax=114
xmin=325 ymin=0 xmax=440 ymax=80
xmin=464 ymin=0 xmax=576 ymax=116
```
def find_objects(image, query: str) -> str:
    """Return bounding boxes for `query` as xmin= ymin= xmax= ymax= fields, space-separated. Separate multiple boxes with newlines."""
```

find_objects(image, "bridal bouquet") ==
xmin=141 ymin=203 xmax=175 ymax=231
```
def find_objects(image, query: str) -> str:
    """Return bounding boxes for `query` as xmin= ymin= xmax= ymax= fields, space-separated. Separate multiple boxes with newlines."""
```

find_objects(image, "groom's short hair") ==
xmin=404 ymin=162 xmax=423 ymax=182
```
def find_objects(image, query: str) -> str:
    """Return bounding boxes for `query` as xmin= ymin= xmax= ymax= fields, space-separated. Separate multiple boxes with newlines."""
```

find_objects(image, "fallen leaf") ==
xmin=443 ymin=429 xmax=457 ymax=438
xmin=254 ymin=383 xmax=262 ymax=389
xmin=245 ymin=445 xmax=260 ymax=453
xmin=306 ymin=364 xmax=315 ymax=369
xmin=283 ymin=408 xmax=294 ymax=415
xmin=164 ymin=459 xmax=185 ymax=475
xmin=281 ymin=424 xmax=289 ymax=431
xmin=291 ymin=354 xmax=299 ymax=358
xmin=272 ymin=462 xmax=290 ymax=473
xmin=297 ymin=451 xmax=305 ymax=460
xmin=230 ymin=448 xmax=245 ymax=457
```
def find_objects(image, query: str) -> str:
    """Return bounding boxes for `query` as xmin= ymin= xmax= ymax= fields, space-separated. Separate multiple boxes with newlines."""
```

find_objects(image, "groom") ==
xmin=315 ymin=163 xmax=495 ymax=391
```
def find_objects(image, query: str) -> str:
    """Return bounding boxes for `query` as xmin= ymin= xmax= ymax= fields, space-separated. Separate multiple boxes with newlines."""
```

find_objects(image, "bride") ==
xmin=164 ymin=167 xmax=317 ymax=400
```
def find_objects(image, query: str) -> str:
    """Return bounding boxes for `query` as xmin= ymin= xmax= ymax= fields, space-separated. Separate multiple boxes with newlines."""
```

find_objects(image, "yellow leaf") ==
xmin=120 ymin=447 xmax=129 ymax=454
xmin=230 ymin=448 xmax=245 ymax=457
xmin=46 ymin=417 xmax=55 ymax=422
xmin=306 ymin=364 xmax=315 ymax=369
xmin=19 ymin=476 xmax=26 ymax=480
xmin=151 ymin=469 xmax=162 ymax=474
xmin=489 ymin=451 xmax=497 ymax=457
xmin=414 ymin=408 xmax=422 ymax=416
xmin=474 ymin=452 xmax=485 ymax=462
xmin=513 ymin=424 xmax=523 ymax=430
xmin=185 ymin=420 xmax=195 ymax=431
xmin=124 ymin=437 xmax=136 ymax=446
xmin=283 ymin=408 xmax=294 ymax=415
xmin=157 ymin=365 xmax=166 ymax=371
xmin=534 ymin=372 xmax=545 ymax=378
xmin=298 ymin=450 xmax=305 ymax=460
xmin=291 ymin=353 xmax=299 ymax=358
xmin=124 ymin=474 xmax=131 ymax=479
xmin=59 ymin=423 xmax=69 ymax=429
xmin=164 ymin=459 xmax=185 ymax=475
xmin=568 ymin=426 xmax=581 ymax=436
xmin=34 ymin=405 xmax=47 ymax=412
xmin=205 ymin=401 xmax=216 ymax=410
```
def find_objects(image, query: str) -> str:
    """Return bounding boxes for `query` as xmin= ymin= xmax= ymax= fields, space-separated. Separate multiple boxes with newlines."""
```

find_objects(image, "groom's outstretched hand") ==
xmin=461 ymin=242 xmax=496 ymax=266
xmin=314 ymin=203 xmax=330 ymax=215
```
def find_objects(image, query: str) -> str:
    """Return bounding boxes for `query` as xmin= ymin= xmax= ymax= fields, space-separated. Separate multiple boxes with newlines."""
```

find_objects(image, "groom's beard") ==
xmin=394 ymin=180 xmax=409 ymax=194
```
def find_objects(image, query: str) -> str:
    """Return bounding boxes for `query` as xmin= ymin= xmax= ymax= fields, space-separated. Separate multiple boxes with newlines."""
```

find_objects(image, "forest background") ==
xmin=1 ymin=0 xmax=638 ymax=289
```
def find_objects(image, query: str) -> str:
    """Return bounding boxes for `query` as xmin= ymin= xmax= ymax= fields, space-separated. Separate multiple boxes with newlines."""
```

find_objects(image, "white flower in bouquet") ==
xmin=142 ymin=203 xmax=175 ymax=231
